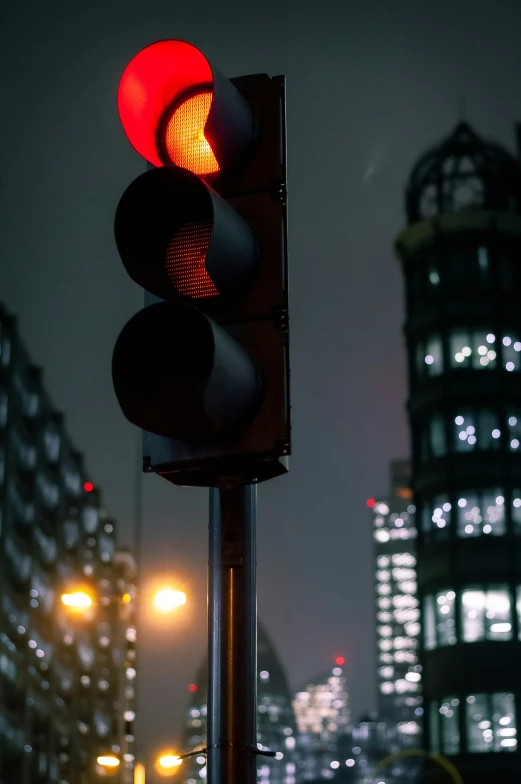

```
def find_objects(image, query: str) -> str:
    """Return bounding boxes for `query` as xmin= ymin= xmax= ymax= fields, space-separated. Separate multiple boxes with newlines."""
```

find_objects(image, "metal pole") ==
xmin=207 ymin=482 xmax=257 ymax=784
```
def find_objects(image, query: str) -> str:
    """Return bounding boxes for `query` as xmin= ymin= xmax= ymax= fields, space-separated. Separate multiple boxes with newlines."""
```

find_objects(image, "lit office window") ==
xmin=456 ymin=490 xmax=505 ymax=537
xmin=440 ymin=697 xmax=460 ymax=755
xmin=516 ymin=588 xmax=521 ymax=640
xmin=454 ymin=410 xmax=500 ymax=452
xmin=424 ymin=596 xmax=436 ymax=651
xmin=502 ymin=334 xmax=521 ymax=372
xmin=512 ymin=492 xmax=521 ymax=533
xmin=436 ymin=590 xmax=457 ymax=647
xmin=418 ymin=336 xmax=443 ymax=377
xmin=422 ymin=495 xmax=451 ymax=533
xmin=466 ymin=693 xmax=517 ymax=753
xmin=461 ymin=589 xmax=511 ymax=642
xmin=450 ymin=331 xmax=496 ymax=369
xmin=506 ymin=412 xmax=521 ymax=451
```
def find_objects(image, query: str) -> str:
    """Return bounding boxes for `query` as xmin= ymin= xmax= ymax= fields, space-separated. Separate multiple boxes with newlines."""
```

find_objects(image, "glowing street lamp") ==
xmin=152 ymin=588 xmax=187 ymax=614
xmin=97 ymin=754 xmax=121 ymax=768
xmin=61 ymin=591 xmax=93 ymax=610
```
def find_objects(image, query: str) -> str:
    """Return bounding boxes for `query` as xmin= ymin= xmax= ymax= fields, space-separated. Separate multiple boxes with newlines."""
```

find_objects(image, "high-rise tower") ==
xmin=371 ymin=460 xmax=422 ymax=743
xmin=396 ymin=122 xmax=521 ymax=782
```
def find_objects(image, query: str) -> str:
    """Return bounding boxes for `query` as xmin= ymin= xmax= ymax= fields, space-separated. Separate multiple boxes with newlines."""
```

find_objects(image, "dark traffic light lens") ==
xmin=162 ymin=90 xmax=220 ymax=176
xmin=165 ymin=218 xmax=217 ymax=299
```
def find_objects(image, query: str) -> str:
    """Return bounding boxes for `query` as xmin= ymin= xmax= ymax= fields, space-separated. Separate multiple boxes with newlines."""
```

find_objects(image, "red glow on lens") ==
xmin=366 ymin=498 xmax=376 ymax=508
xmin=165 ymin=219 xmax=217 ymax=299
xmin=335 ymin=656 xmax=345 ymax=665
xmin=188 ymin=684 xmax=197 ymax=692
xmin=84 ymin=482 xmax=94 ymax=492
xmin=118 ymin=41 xmax=213 ymax=168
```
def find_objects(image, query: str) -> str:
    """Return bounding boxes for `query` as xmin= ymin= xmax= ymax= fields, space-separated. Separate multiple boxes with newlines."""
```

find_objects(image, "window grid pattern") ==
xmin=423 ymin=586 xmax=519 ymax=649
xmin=430 ymin=694 xmax=517 ymax=755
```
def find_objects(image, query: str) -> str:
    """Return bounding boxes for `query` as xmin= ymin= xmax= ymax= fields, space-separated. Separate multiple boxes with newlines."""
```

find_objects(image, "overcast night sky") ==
xmin=2 ymin=0 xmax=521 ymax=762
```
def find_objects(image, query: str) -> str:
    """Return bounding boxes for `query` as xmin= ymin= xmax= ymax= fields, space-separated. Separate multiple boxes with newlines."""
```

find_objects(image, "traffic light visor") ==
xmin=118 ymin=40 xmax=257 ymax=173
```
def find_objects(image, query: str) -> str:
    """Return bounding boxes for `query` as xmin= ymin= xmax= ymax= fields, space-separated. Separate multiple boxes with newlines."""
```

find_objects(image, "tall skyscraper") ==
xmin=180 ymin=623 xmax=298 ymax=784
xmin=0 ymin=303 xmax=135 ymax=784
xmin=292 ymin=658 xmax=351 ymax=780
xmin=370 ymin=460 xmax=422 ymax=744
xmin=396 ymin=121 xmax=521 ymax=782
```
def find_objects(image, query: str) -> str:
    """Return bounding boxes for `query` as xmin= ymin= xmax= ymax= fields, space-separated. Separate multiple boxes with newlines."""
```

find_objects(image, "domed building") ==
xmin=396 ymin=121 xmax=521 ymax=782
xmin=179 ymin=623 xmax=298 ymax=784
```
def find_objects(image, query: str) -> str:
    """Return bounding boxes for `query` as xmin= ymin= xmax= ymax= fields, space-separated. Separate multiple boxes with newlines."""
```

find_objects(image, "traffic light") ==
xmin=112 ymin=41 xmax=290 ymax=486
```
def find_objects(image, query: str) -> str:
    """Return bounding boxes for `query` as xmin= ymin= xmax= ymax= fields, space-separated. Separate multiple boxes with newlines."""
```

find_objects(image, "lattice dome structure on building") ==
xmin=405 ymin=121 xmax=521 ymax=224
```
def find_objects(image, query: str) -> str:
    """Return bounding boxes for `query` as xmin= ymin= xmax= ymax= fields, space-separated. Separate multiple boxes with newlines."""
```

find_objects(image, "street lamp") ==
xmin=152 ymin=588 xmax=187 ymax=614
xmin=97 ymin=754 xmax=121 ymax=768
xmin=61 ymin=590 xmax=93 ymax=610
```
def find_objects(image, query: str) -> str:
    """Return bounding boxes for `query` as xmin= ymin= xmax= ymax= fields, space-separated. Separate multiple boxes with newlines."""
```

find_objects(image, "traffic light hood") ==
xmin=118 ymin=40 xmax=258 ymax=174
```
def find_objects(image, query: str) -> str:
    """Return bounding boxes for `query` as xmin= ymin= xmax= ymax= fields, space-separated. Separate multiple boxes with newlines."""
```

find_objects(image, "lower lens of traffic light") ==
xmin=112 ymin=302 xmax=263 ymax=442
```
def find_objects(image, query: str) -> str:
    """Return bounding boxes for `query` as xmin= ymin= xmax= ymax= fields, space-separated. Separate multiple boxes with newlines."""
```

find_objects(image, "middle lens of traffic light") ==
xmin=165 ymin=218 xmax=217 ymax=299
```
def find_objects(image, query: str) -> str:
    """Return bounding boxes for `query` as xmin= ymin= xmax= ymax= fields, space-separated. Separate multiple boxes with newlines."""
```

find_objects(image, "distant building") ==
xmin=396 ymin=121 xmax=521 ymax=782
xmin=0 ymin=303 xmax=135 ymax=784
xmin=180 ymin=623 xmax=298 ymax=784
xmin=292 ymin=659 xmax=352 ymax=781
xmin=370 ymin=460 xmax=422 ymax=745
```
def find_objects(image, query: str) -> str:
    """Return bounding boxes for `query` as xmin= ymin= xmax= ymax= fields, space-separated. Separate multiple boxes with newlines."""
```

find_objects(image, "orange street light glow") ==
xmin=61 ymin=591 xmax=93 ymax=610
xmin=97 ymin=754 xmax=120 ymax=767
xmin=153 ymin=588 xmax=187 ymax=614
xmin=158 ymin=754 xmax=182 ymax=769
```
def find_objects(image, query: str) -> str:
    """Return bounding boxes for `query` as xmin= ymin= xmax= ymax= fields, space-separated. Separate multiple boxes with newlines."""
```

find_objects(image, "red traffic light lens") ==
xmin=161 ymin=90 xmax=220 ymax=176
xmin=165 ymin=219 xmax=217 ymax=299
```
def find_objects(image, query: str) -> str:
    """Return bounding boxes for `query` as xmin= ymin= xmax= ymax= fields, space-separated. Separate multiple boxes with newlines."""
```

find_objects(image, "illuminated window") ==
xmin=424 ymin=596 xmax=436 ymax=650
xmin=436 ymin=590 xmax=456 ymax=647
xmin=422 ymin=495 xmax=451 ymax=533
xmin=461 ymin=589 xmax=511 ymax=642
xmin=507 ymin=411 xmax=521 ymax=451
xmin=418 ymin=336 xmax=443 ymax=378
xmin=440 ymin=697 xmax=460 ymax=755
xmin=450 ymin=330 xmax=496 ymax=370
xmin=502 ymin=334 xmax=521 ymax=371
xmin=466 ymin=693 xmax=517 ymax=752
xmin=456 ymin=490 xmax=505 ymax=537
xmin=512 ymin=492 xmax=521 ymax=533
xmin=454 ymin=410 xmax=500 ymax=452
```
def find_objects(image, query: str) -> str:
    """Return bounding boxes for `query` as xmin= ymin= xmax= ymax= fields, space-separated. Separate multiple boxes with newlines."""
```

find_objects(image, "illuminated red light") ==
xmin=84 ymin=482 xmax=94 ymax=493
xmin=165 ymin=219 xmax=218 ymax=299
xmin=366 ymin=497 xmax=376 ymax=508
xmin=188 ymin=683 xmax=197 ymax=692
xmin=335 ymin=656 xmax=345 ymax=665
xmin=118 ymin=41 xmax=214 ymax=169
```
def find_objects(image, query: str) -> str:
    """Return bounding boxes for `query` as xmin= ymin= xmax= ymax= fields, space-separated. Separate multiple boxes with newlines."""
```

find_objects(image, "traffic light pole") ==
xmin=207 ymin=483 xmax=257 ymax=784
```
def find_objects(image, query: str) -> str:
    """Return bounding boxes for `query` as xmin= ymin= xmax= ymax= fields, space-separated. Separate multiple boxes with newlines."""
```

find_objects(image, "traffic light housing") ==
xmin=112 ymin=41 xmax=290 ymax=486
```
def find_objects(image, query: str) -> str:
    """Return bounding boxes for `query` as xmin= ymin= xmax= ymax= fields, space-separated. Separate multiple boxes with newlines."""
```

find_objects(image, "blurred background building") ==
xmin=370 ymin=460 xmax=422 ymax=745
xmin=292 ymin=658 xmax=351 ymax=781
xmin=180 ymin=622 xmax=298 ymax=784
xmin=0 ymin=303 xmax=137 ymax=784
xmin=396 ymin=121 xmax=521 ymax=783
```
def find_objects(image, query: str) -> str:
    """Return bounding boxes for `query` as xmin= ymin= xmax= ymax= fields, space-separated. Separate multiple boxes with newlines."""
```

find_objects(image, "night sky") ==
xmin=2 ymin=0 xmax=521 ymax=762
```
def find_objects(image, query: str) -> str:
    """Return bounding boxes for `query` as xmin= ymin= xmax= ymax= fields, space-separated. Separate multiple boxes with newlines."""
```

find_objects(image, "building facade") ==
xmin=180 ymin=623 xmax=298 ymax=784
xmin=292 ymin=659 xmax=352 ymax=781
xmin=396 ymin=121 xmax=521 ymax=782
xmin=0 ymin=303 xmax=134 ymax=784
xmin=370 ymin=460 xmax=422 ymax=745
